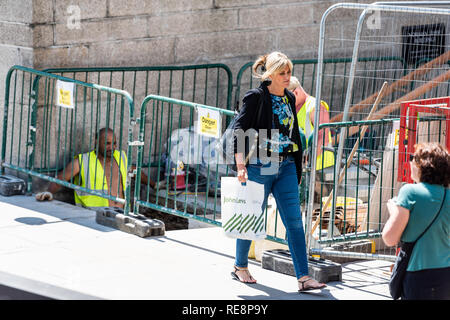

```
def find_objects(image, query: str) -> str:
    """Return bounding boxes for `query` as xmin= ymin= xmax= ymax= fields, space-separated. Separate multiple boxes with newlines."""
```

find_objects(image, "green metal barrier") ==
xmin=1 ymin=65 xmax=136 ymax=213
xmin=44 ymin=64 xmax=233 ymax=170
xmin=134 ymin=94 xmax=235 ymax=226
xmin=133 ymin=94 xmax=296 ymax=245
xmin=44 ymin=64 xmax=233 ymax=111
xmin=234 ymin=57 xmax=407 ymax=117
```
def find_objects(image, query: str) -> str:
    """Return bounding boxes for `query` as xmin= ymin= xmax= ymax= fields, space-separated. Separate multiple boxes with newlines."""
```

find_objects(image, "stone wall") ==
xmin=0 ymin=0 xmax=33 ymax=82
xmin=31 ymin=0 xmax=378 ymax=77
xmin=0 ymin=0 xmax=33 ymax=153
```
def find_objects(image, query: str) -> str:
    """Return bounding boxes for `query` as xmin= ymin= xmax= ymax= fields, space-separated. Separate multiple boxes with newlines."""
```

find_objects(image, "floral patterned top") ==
xmin=265 ymin=94 xmax=299 ymax=154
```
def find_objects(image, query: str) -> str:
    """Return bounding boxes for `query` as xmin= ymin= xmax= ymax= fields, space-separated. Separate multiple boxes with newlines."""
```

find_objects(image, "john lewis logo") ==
xmin=223 ymin=197 xmax=246 ymax=204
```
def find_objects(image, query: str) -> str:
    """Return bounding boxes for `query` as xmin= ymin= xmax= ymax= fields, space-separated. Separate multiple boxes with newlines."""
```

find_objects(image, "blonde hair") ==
xmin=252 ymin=51 xmax=293 ymax=82
xmin=288 ymin=76 xmax=301 ymax=91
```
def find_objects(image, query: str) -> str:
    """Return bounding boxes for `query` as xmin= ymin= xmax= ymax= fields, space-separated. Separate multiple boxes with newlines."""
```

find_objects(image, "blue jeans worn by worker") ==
xmin=234 ymin=155 xmax=309 ymax=279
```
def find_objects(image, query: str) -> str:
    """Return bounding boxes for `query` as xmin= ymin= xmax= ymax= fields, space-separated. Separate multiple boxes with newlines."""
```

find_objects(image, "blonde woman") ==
xmin=231 ymin=52 xmax=326 ymax=292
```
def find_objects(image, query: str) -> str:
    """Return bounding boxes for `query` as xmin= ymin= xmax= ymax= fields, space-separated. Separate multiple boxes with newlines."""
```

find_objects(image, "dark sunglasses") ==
xmin=409 ymin=154 xmax=415 ymax=162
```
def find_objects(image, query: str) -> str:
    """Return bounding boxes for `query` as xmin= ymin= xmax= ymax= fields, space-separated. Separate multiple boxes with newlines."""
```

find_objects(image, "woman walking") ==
xmin=230 ymin=51 xmax=326 ymax=292
xmin=383 ymin=142 xmax=450 ymax=299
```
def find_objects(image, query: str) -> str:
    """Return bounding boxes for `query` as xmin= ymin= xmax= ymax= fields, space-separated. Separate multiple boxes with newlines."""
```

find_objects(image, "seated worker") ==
xmin=35 ymin=127 xmax=157 ymax=209
xmin=288 ymin=76 xmax=335 ymax=171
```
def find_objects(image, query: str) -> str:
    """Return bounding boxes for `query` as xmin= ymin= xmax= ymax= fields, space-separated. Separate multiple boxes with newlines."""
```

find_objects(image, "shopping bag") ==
xmin=389 ymin=242 xmax=414 ymax=300
xmin=221 ymin=177 xmax=266 ymax=240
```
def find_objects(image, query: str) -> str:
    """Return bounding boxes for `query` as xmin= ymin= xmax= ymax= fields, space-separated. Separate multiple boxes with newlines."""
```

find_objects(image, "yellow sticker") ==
xmin=200 ymin=114 xmax=218 ymax=136
xmin=59 ymin=88 xmax=72 ymax=106
xmin=197 ymin=107 xmax=221 ymax=138
xmin=394 ymin=128 xmax=408 ymax=147
xmin=56 ymin=80 xmax=74 ymax=109
xmin=391 ymin=120 xmax=400 ymax=148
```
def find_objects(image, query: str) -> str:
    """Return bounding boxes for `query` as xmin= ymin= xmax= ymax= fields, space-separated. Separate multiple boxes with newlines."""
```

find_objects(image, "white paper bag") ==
xmin=221 ymin=177 xmax=266 ymax=240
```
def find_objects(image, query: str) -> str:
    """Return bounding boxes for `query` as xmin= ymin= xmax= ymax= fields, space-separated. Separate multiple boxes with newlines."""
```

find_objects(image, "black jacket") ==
xmin=232 ymin=81 xmax=304 ymax=184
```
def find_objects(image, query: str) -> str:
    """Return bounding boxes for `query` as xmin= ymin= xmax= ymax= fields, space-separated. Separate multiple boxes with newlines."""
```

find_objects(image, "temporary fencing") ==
xmin=45 ymin=65 xmax=234 ymax=172
xmin=3 ymin=6 xmax=450 ymax=257
xmin=0 ymin=61 xmax=305 ymax=245
xmin=306 ymin=2 xmax=450 ymax=261
xmin=1 ymin=65 xmax=136 ymax=212
xmin=1 ymin=64 xmax=234 ymax=219
xmin=45 ymin=64 xmax=233 ymax=112
xmin=133 ymin=95 xmax=234 ymax=226
xmin=235 ymin=56 xmax=408 ymax=115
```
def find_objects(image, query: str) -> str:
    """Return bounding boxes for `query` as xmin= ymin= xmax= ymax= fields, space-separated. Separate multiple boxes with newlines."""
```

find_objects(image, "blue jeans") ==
xmin=234 ymin=156 xmax=309 ymax=279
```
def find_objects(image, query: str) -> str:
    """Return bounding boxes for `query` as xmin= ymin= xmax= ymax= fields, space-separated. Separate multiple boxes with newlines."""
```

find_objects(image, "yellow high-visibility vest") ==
xmin=74 ymin=150 xmax=128 ymax=208
xmin=296 ymin=96 xmax=335 ymax=170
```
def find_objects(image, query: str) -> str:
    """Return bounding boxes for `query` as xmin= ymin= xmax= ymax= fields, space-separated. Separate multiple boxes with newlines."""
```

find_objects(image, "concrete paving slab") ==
xmin=0 ymin=194 xmax=393 ymax=300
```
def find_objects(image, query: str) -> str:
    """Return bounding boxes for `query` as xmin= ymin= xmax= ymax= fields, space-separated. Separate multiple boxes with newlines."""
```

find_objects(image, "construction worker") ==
xmin=35 ymin=127 xmax=156 ymax=209
xmin=288 ymin=76 xmax=335 ymax=171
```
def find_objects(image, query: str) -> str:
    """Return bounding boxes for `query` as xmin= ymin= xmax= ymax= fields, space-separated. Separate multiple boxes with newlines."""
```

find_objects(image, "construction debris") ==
xmin=312 ymin=204 xmax=368 ymax=235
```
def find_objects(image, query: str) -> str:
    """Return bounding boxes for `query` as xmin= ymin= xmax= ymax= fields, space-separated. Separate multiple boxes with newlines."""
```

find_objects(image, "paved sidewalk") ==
xmin=0 ymin=195 xmax=392 ymax=300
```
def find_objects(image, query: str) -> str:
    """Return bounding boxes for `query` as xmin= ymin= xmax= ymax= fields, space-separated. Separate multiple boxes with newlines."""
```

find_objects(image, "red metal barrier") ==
xmin=398 ymin=97 xmax=450 ymax=183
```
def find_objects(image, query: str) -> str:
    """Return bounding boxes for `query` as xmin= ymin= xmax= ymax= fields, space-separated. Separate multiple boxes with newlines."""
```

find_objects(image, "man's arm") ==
xmin=310 ymin=102 xmax=331 ymax=155
xmin=36 ymin=158 xmax=81 ymax=201
xmin=319 ymin=103 xmax=331 ymax=147
xmin=131 ymin=165 xmax=156 ymax=189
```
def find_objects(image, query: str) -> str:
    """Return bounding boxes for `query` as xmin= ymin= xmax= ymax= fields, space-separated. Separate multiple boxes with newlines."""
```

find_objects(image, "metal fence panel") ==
xmin=134 ymin=95 xmax=235 ymax=226
xmin=309 ymin=116 xmax=446 ymax=256
xmin=234 ymin=57 xmax=407 ymax=116
xmin=45 ymin=64 xmax=233 ymax=112
xmin=307 ymin=3 xmax=450 ymax=261
xmin=1 ymin=65 xmax=136 ymax=213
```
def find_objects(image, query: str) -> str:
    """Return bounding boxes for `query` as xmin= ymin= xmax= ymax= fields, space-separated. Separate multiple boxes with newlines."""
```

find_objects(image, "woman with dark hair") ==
xmin=383 ymin=142 xmax=450 ymax=300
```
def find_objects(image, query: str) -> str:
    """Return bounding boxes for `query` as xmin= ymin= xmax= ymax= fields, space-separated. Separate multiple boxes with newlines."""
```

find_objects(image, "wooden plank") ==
xmin=337 ymin=69 xmax=450 ymax=143
xmin=331 ymin=50 xmax=450 ymax=123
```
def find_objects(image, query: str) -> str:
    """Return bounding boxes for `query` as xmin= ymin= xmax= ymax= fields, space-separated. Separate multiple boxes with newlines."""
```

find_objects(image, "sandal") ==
xmin=298 ymin=276 xmax=326 ymax=292
xmin=231 ymin=266 xmax=257 ymax=283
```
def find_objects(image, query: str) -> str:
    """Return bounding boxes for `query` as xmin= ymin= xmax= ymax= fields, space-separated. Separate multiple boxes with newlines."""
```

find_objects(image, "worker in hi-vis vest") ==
xmin=288 ymin=76 xmax=335 ymax=171
xmin=35 ymin=127 xmax=157 ymax=209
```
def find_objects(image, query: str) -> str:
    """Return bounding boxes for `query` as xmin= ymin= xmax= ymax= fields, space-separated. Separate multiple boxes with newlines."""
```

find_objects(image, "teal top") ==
xmin=395 ymin=183 xmax=450 ymax=272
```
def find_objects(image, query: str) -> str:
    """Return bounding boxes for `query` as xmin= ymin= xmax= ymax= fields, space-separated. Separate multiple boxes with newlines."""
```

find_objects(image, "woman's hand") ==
xmin=235 ymin=153 xmax=248 ymax=184
xmin=237 ymin=164 xmax=248 ymax=184
xmin=386 ymin=198 xmax=398 ymax=215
